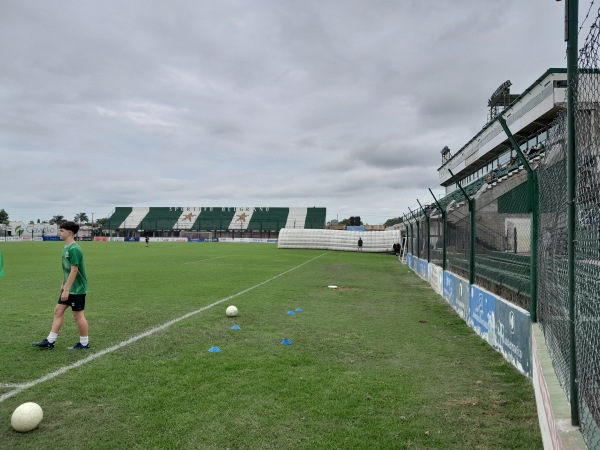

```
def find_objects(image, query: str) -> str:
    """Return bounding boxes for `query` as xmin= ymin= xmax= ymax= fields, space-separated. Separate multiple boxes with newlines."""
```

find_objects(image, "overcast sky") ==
xmin=1 ymin=0 xmax=574 ymax=225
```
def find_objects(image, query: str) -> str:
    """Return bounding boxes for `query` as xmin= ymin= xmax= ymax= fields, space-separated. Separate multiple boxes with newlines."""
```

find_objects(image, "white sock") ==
xmin=47 ymin=332 xmax=58 ymax=343
xmin=80 ymin=336 xmax=89 ymax=346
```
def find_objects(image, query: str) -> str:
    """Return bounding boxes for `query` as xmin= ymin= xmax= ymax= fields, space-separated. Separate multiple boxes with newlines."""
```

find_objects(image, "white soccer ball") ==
xmin=11 ymin=402 xmax=43 ymax=432
xmin=226 ymin=305 xmax=238 ymax=317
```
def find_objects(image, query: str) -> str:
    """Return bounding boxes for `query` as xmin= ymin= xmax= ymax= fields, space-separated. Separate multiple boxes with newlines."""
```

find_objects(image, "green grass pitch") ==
xmin=0 ymin=242 xmax=541 ymax=449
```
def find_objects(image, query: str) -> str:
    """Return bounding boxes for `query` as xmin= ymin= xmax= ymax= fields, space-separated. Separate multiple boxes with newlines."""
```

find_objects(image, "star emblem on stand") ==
xmin=235 ymin=213 xmax=249 ymax=222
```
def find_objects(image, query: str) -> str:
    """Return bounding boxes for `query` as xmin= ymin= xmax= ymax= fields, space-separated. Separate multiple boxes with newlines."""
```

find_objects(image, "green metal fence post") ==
xmin=531 ymin=170 xmax=539 ymax=323
xmin=406 ymin=214 xmax=413 ymax=255
xmin=417 ymin=200 xmax=430 ymax=263
xmin=449 ymin=170 xmax=475 ymax=285
xmin=429 ymin=188 xmax=447 ymax=271
xmin=498 ymin=115 xmax=539 ymax=323
xmin=404 ymin=216 xmax=409 ymax=258
xmin=566 ymin=0 xmax=580 ymax=427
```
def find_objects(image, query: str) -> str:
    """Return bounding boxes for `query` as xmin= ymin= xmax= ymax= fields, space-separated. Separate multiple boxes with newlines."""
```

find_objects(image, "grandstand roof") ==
xmin=438 ymin=68 xmax=567 ymax=187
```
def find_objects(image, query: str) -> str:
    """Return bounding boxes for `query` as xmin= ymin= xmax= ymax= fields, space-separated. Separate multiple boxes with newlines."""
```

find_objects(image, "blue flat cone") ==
xmin=287 ymin=310 xmax=295 ymax=315
xmin=295 ymin=307 xmax=303 ymax=312
xmin=231 ymin=324 xmax=240 ymax=330
xmin=208 ymin=346 xmax=221 ymax=352
xmin=281 ymin=339 xmax=292 ymax=345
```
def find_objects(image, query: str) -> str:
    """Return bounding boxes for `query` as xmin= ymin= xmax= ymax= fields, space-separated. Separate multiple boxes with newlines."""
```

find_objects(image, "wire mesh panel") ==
xmin=445 ymin=201 xmax=470 ymax=279
xmin=574 ymin=15 xmax=600 ymax=446
xmin=417 ymin=215 xmax=429 ymax=261
xmin=536 ymin=116 xmax=571 ymax=400
xmin=430 ymin=212 xmax=444 ymax=266
xmin=474 ymin=171 xmax=531 ymax=310
xmin=538 ymin=39 xmax=600 ymax=445
xmin=409 ymin=221 xmax=417 ymax=256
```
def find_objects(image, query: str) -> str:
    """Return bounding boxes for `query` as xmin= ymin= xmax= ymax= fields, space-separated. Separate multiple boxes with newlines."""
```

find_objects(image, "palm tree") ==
xmin=74 ymin=213 xmax=89 ymax=224
xmin=50 ymin=215 xmax=65 ymax=225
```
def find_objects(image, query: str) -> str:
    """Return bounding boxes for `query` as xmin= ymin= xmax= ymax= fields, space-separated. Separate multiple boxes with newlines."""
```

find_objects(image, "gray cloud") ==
xmin=0 ymin=0 xmax=567 ymax=224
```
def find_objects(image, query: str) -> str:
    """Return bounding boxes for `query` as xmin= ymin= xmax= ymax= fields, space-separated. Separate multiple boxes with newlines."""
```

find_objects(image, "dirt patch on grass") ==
xmin=449 ymin=398 xmax=479 ymax=407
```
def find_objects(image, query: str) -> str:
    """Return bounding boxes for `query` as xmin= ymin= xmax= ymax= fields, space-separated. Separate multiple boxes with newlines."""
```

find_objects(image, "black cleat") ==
xmin=68 ymin=342 xmax=89 ymax=350
xmin=32 ymin=338 xmax=55 ymax=349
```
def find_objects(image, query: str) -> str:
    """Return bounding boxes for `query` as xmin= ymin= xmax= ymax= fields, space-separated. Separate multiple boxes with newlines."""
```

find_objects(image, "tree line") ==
xmin=0 ymin=209 xmax=105 ymax=227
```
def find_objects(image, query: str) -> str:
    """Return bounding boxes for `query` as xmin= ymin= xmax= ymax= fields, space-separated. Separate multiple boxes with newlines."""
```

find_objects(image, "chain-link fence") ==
xmin=573 ymin=9 xmax=600 ymax=445
xmin=445 ymin=200 xmax=470 ymax=280
xmin=475 ymin=170 xmax=531 ymax=310
xmin=402 ymin=6 xmax=600 ymax=444
xmin=429 ymin=212 xmax=444 ymax=266
xmin=536 ymin=111 xmax=572 ymax=407
xmin=535 ymin=5 xmax=600 ymax=447
xmin=417 ymin=215 xmax=427 ymax=261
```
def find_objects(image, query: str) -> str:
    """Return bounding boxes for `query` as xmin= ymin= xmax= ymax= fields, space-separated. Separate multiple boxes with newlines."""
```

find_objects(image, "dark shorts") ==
xmin=57 ymin=293 xmax=86 ymax=311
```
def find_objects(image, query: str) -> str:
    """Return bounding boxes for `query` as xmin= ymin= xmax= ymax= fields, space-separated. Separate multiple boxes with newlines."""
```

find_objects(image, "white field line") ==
xmin=184 ymin=256 xmax=231 ymax=264
xmin=0 ymin=252 xmax=328 ymax=403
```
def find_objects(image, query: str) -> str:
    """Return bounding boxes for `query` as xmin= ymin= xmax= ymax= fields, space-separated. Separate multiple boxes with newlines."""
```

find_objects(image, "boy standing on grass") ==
xmin=33 ymin=221 xmax=90 ymax=350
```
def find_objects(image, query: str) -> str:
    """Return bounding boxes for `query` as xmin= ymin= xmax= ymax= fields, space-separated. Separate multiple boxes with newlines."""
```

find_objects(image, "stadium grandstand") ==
xmin=438 ymin=68 xmax=567 ymax=196
xmin=102 ymin=206 xmax=326 ymax=239
xmin=418 ymin=68 xmax=570 ymax=306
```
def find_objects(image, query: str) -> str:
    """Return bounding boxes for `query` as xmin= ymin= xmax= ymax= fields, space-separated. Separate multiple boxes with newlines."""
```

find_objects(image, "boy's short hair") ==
xmin=60 ymin=221 xmax=80 ymax=235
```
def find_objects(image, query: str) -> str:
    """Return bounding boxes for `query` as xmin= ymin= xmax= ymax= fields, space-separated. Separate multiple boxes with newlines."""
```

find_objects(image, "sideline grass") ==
xmin=0 ymin=242 xmax=541 ymax=449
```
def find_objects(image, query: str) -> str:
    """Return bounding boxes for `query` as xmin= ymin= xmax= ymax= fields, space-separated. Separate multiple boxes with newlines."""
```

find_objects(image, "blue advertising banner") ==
xmin=124 ymin=237 xmax=140 ymax=242
xmin=428 ymin=264 xmax=443 ymax=295
xmin=443 ymin=271 xmax=455 ymax=306
xmin=346 ymin=226 xmax=365 ymax=231
xmin=417 ymin=259 xmax=428 ymax=280
xmin=406 ymin=254 xmax=413 ymax=270
xmin=494 ymin=300 xmax=532 ymax=376
xmin=469 ymin=286 xmax=496 ymax=344
xmin=454 ymin=276 xmax=470 ymax=321
xmin=43 ymin=236 xmax=61 ymax=241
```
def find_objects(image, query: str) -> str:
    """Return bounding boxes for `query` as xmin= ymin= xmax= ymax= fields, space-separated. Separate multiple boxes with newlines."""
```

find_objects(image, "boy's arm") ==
xmin=61 ymin=265 xmax=79 ymax=300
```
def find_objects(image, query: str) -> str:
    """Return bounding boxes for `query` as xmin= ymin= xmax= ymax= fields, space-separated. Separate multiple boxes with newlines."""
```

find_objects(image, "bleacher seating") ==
xmin=284 ymin=207 xmax=308 ymax=229
xmin=447 ymin=251 xmax=531 ymax=298
xmin=103 ymin=207 xmax=327 ymax=231
xmin=105 ymin=207 xmax=133 ymax=230
xmin=138 ymin=207 xmax=181 ymax=230
xmin=117 ymin=207 xmax=150 ymax=230
xmin=247 ymin=208 xmax=289 ymax=231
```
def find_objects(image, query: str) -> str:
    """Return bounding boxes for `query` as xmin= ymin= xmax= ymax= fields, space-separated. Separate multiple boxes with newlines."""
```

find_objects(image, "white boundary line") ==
xmin=184 ymin=256 xmax=231 ymax=264
xmin=0 ymin=252 xmax=328 ymax=403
